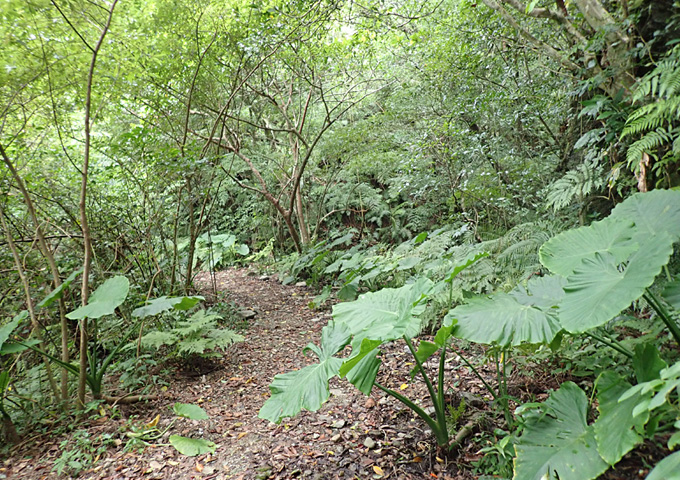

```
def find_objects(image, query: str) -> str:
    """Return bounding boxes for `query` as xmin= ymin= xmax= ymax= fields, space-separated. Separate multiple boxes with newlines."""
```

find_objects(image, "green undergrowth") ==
xmin=265 ymin=189 xmax=680 ymax=479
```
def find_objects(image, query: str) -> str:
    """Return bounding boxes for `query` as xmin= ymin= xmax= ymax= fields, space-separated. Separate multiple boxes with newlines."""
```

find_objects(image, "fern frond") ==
xmin=626 ymin=128 xmax=673 ymax=166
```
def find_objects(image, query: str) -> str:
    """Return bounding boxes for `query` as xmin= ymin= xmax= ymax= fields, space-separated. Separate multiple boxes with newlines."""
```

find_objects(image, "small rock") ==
xmin=331 ymin=419 xmax=346 ymax=429
xmin=364 ymin=397 xmax=376 ymax=408
xmin=331 ymin=434 xmax=342 ymax=443
xmin=202 ymin=465 xmax=215 ymax=475
xmin=258 ymin=275 xmax=270 ymax=281
xmin=363 ymin=437 xmax=376 ymax=449
xmin=295 ymin=281 xmax=307 ymax=287
xmin=329 ymin=388 xmax=346 ymax=398
xmin=238 ymin=309 xmax=257 ymax=319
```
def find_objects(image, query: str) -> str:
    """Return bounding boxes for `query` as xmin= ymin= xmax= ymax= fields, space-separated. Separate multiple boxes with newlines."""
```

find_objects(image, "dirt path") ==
xmin=4 ymin=268 xmax=479 ymax=480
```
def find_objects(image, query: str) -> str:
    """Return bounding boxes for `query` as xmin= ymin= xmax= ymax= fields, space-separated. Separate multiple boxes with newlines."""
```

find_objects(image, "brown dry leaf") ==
xmin=195 ymin=461 xmax=204 ymax=473
xmin=412 ymin=456 xmax=423 ymax=463
xmin=145 ymin=414 xmax=160 ymax=429
xmin=365 ymin=397 xmax=376 ymax=408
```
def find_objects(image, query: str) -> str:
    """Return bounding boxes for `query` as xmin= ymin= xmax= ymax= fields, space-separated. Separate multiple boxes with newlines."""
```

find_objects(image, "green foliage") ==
xmin=53 ymin=429 xmax=117 ymax=478
xmin=513 ymin=382 xmax=609 ymax=480
xmin=140 ymin=310 xmax=243 ymax=359
xmin=623 ymin=46 xmax=680 ymax=173
xmin=260 ymin=256 xmax=485 ymax=447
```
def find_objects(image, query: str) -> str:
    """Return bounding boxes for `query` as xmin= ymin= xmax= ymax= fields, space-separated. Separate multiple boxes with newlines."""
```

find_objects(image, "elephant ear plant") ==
xmin=443 ymin=190 xmax=680 ymax=480
xmin=259 ymin=253 xmax=487 ymax=448
xmin=17 ymin=276 xmax=204 ymax=401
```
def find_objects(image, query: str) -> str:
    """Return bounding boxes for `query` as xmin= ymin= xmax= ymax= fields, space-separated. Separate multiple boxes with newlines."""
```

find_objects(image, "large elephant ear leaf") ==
xmin=66 ymin=276 xmax=130 ymax=320
xmin=609 ymin=189 xmax=680 ymax=241
xmin=514 ymin=382 xmax=609 ymax=480
xmin=593 ymin=371 xmax=650 ymax=465
xmin=559 ymin=233 xmax=674 ymax=333
xmin=132 ymin=295 xmax=204 ymax=318
xmin=332 ymin=277 xmax=433 ymax=344
xmin=258 ymin=321 xmax=350 ymax=423
xmin=448 ymin=276 xmax=563 ymax=347
xmin=646 ymin=451 xmax=680 ymax=480
xmin=661 ymin=278 xmax=680 ymax=311
xmin=539 ymin=218 xmax=637 ymax=277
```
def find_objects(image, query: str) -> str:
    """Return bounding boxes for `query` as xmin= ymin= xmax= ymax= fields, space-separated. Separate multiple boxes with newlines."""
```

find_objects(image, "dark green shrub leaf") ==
xmin=633 ymin=343 xmax=667 ymax=383
xmin=594 ymin=371 xmax=650 ymax=465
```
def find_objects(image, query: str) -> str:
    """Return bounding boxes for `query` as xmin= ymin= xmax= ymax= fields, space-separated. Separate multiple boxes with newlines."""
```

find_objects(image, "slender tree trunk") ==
xmin=1 ymin=144 xmax=71 ymax=407
xmin=0 ymin=210 xmax=60 ymax=403
xmin=77 ymin=0 xmax=119 ymax=410
xmin=184 ymin=179 xmax=197 ymax=292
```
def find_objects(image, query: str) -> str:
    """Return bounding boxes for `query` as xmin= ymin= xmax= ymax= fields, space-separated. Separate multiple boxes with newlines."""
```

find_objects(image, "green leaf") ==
xmin=559 ymin=235 xmax=674 ymax=333
xmin=234 ymin=244 xmax=249 ymax=256
xmin=609 ymin=189 xmax=680 ymax=242
xmin=646 ymin=451 xmax=680 ymax=480
xmin=593 ymin=371 xmax=649 ymax=465
xmin=514 ymin=382 xmax=609 ymax=480
xmin=344 ymin=348 xmax=381 ymax=395
xmin=661 ymin=278 xmax=680 ymax=311
xmin=510 ymin=275 xmax=566 ymax=308
xmin=339 ymin=338 xmax=382 ymax=377
xmin=449 ymin=277 xmax=563 ymax=347
xmin=539 ymin=218 xmax=637 ymax=277
xmin=66 ymin=276 xmax=130 ymax=320
xmin=443 ymin=251 xmax=488 ymax=283
xmin=414 ymin=317 xmax=457 ymax=365
xmin=1 ymin=339 xmax=40 ymax=355
xmin=332 ymin=277 xmax=433 ymax=347
xmin=140 ymin=331 xmax=177 ymax=349
xmin=258 ymin=322 xmax=351 ymax=423
xmin=132 ymin=296 xmax=204 ymax=318
xmin=0 ymin=370 xmax=9 ymax=393
xmin=37 ymin=268 xmax=83 ymax=309
xmin=633 ymin=343 xmax=667 ymax=383
xmin=0 ymin=318 xmax=21 ymax=351
xmin=525 ymin=0 xmax=540 ymax=14
xmin=337 ymin=282 xmax=358 ymax=301
xmin=173 ymin=403 xmax=209 ymax=420
xmin=168 ymin=435 xmax=216 ymax=456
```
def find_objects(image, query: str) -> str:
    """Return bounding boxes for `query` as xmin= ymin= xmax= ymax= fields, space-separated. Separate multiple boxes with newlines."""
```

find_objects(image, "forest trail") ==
xmin=4 ymin=268 xmax=473 ymax=480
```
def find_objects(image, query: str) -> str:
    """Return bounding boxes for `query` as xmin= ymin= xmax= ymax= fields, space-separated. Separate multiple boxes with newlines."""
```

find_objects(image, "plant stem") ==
xmin=375 ymin=382 xmax=448 ymax=446
xmin=644 ymin=289 xmax=680 ymax=346
xmin=438 ymin=345 xmax=447 ymax=420
xmin=403 ymin=336 xmax=448 ymax=440
xmin=454 ymin=347 xmax=498 ymax=400
xmin=585 ymin=331 xmax=634 ymax=358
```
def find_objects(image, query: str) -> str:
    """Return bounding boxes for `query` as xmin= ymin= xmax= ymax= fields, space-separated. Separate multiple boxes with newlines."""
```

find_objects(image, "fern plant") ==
xmin=140 ymin=310 xmax=243 ymax=359
xmin=622 ymin=46 xmax=680 ymax=180
xmin=544 ymin=161 xmax=605 ymax=222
